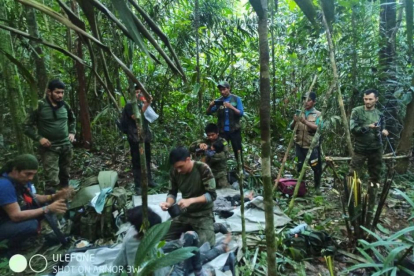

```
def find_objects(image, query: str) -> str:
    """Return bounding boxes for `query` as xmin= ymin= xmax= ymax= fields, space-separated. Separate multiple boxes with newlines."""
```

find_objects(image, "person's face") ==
xmin=48 ymin=88 xmax=64 ymax=103
xmin=206 ymin=132 xmax=218 ymax=142
xmin=11 ymin=168 xmax=37 ymax=185
xmin=218 ymin=87 xmax=230 ymax=98
xmin=363 ymin=93 xmax=378 ymax=110
xmin=173 ymin=157 xmax=192 ymax=174
xmin=303 ymin=98 xmax=315 ymax=110
xmin=135 ymin=89 xmax=141 ymax=99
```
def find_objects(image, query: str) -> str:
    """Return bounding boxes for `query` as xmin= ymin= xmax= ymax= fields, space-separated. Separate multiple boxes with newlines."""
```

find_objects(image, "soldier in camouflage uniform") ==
xmin=190 ymin=123 xmax=229 ymax=188
xmin=24 ymin=79 xmax=76 ymax=190
xmin=160 ymin=147 xmax=216 ymax=246
xmin=349 ymin=88 xmax=389 ymax=184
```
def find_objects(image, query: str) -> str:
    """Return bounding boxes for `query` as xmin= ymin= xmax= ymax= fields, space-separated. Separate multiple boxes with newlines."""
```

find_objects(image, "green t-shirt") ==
xmin=168 ymin=161 xmax=216 ymax=215
xmin=350 ymin=106 xmax=384 ymax=151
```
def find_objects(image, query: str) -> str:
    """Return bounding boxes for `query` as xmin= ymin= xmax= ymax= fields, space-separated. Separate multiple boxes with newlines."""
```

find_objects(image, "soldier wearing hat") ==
xmin=290 ymin=91 xmax=322 ymax=189
xmin=206 ymin=81 xmax=244 ymax=163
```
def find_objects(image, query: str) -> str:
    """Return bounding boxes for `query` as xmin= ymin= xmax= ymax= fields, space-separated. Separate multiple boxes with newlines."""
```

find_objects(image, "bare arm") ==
xmin=2 ymin=199 xmax=67 ymax=222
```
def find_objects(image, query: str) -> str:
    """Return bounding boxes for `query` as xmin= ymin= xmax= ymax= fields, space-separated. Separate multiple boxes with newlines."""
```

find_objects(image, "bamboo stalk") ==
xmin=238 ymin=150 xmax=247 ymax=251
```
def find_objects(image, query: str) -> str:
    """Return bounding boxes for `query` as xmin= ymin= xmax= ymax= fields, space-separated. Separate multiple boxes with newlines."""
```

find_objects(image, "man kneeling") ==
xmin=160 ymin=147 xmax=217 ymax=247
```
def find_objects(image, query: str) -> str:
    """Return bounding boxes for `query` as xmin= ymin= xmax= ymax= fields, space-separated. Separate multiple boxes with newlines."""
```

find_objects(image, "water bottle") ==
xmin=289 ymin=223 xmax=309 ymax=235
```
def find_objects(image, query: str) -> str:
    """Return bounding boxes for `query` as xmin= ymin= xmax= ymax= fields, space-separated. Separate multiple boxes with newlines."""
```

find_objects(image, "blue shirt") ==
xmin=0 ymin=173 xmax=36 ymax=223
xmin=210 ymin=95 xmax=244 ymax=132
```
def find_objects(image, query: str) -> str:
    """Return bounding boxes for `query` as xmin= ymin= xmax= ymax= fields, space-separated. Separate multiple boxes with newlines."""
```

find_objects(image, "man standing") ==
xmin=206 ymin=81 xmax=244 ymax=163
xmin=160 ymin=147 xmax=216 ymax=246
xmin=0 ymin=154 xmax=71 ymax=249
xmin=190 ymin=123 xmax=229 ymax=188
xmin=349 ymin=88 xmax=389 ymax=184
xmin=24 ymin=79 xmax=76 ymax=190
xmin=290 ymin=92 xmax=322 ymax=189
xmin=123 ymin=85 xmax=156 ymax=195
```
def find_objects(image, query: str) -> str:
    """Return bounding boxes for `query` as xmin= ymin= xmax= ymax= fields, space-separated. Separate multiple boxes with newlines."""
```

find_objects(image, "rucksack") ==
xmin=78 ymin=187 xmax=127 ymax=241
xmin=278 ymin=178 xmax=307 ymax=197
xmin=116 ymin=108 xmax=130 ymax=134
xmin=283 ymin=230 xmax=336 ymax=259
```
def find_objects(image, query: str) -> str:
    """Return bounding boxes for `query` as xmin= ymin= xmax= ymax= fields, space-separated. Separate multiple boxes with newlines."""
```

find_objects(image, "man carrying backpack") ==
xmin=24 ymin=79 xmax=76 ymax=191
xmin=122 ymin=85 xmax=156 ymax=195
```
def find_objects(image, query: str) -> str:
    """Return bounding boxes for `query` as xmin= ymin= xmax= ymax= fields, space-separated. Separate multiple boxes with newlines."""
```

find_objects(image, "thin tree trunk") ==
xmin=0 ymin=6 xmax=32 ymax=154
xmin=24 ymin=6 xmax=47 ymax=104
xmin=195 ymin=0 xmax=201 ymax=110
xmin=237 ymin=151 xmax=246 ymax=251
xmin=72 ymin=1 xmax=92 ymax=149
xmin=322 ymin=5 xmax=354 ymax=156
xmin=348 ymin=5 xmax=359 ymax=117
xmin=396 ymin=0 xmax=414 ymax=173
xmin=379 ymin=0 xmax=400 ymax=148
xmin=250 ymin=0 xmax=277 ymax=275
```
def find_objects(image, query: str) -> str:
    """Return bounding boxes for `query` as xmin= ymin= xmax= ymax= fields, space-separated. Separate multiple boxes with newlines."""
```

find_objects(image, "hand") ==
xmin=299 ymin=117 xmax=306 ymax=124
xmin=199 ymin=143 xmax=208 ymax=150
xmin=178 ymin=198 xmax=193 ymax=209
xmin=160 ymin=202 xmax=172 ymax=211
xmin=368 ymin=123 xmax=378 ymax=129
xmin=223 ymin=102 xmax=232 ymax=109
xmin=54 ymin=187 xmax=75 ymax=200
xmin=293 ymin=115 xmax=300 ymax=122
xmin=39 ymin=138 xmax=51 ymax=147
xmin=382 ymin=129 xmax=389 ymax=136
xmin=209 ymin=101 xmax=215 ymax=107
xmin=48 ymin=199 xmax=67 ymax=214
xmin=69 ymin=133 xmax=76 ymax=143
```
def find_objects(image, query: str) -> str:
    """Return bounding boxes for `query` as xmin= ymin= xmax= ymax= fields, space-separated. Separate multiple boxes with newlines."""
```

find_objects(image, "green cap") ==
xmin=217 ymin=81 xmax=230 ymax=89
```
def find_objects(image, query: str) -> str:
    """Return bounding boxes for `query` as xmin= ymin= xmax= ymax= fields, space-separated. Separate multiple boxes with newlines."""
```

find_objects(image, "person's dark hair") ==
xmin=205 ymin=123 xmax=219 ymax=134
xmin=127 ymin=206 xmax=162 ymax=238
xmin=364 ymin=88 xmax=379 ymax=98
xmin=212 ymin=140 xmax=224 ymax=154
xmin=48 ymin=79 xmax=65 ymax=91
xmin=169 ymin=147 xmax=190 ymax=165
xmin=134 ymin=84 xmax=141 ymax=90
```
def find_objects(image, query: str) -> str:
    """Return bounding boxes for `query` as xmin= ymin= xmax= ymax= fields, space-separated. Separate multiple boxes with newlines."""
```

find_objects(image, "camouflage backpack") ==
xmin=80 ymin=187 xmax=127 ymax=241
xmin=283 ymin=230 xmax=336 ymax=260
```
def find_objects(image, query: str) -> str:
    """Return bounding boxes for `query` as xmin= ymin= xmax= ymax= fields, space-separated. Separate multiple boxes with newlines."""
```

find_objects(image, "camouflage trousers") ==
xmin=215 ymin=175 xmax=230 ymax=189
xmin=39 ymin=145 xmax=73 ymax=188
xmin=164 ymin=211 xmax=215 ymax=247
xmin=349 ymin=149 xmax=383 ymax=184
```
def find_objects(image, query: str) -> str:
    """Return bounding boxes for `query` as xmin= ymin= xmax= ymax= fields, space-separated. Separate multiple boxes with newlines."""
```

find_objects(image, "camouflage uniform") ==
xmin=349 ymin=106 xmax=384 ymax=183
xmin=164 ymin=161 xmax=216 ymax=246
xmin=24 ymin=98 xmax=76 ymax=188
xmin=189 ymin=137 xmax=229 ymax=188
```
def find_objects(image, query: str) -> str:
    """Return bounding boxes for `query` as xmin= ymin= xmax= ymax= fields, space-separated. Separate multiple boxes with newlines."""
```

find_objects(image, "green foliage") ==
xmin=133 ymin=221 xmax=197 ymax=276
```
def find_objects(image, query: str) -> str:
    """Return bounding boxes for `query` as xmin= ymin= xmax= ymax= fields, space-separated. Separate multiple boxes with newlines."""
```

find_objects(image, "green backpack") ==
xmin=283 ymin=230 xmax=336 ymax=260
xmin=79 ymin=187 xmax=127 ymax=241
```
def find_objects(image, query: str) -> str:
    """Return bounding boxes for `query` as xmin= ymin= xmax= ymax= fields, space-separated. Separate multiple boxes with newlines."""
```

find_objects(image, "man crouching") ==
xmin=160 ymin=147 xmax=217 ymax=247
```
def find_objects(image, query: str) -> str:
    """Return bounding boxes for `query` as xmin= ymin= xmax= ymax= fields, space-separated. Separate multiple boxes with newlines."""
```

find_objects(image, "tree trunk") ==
xmin=348 ymin=5 xmax=359 ymax=117
xmin=24 ymin=6 xmax=48 ymax=102
xmin=379 ymin=0 xmax=400 ymax=148
xmin=396 ymin=0 xmax=414 ymax=173
xmin=322 ymin=4 xmax=354 ymax=156
xmin=0 ymin=6 xmax=32 ymax=154
xmin=250 ymin=0 xmax=277 ymax=275
xmin=72 ymin=1 xmax=92 ymax=149
xmin=195 ymin=0 xmax=202 ymax=110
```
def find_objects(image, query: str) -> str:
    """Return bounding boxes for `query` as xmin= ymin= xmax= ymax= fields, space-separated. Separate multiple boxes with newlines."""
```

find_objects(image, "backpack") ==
xmin=78 ymin=187 xmax=127 ymax=241
xmin=283 ymin=230 xmax=336 ymax=259
xmin=278 ymin=178 xmax=307 ymax=197
xmin=116 ymin=108 xmax=130 ymax=134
